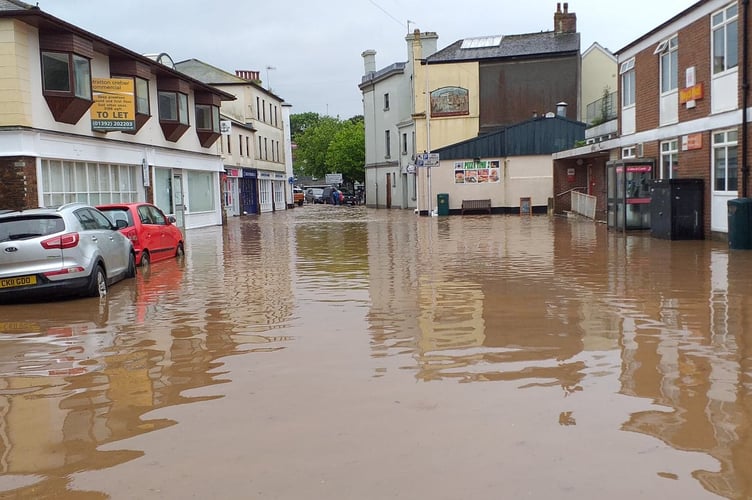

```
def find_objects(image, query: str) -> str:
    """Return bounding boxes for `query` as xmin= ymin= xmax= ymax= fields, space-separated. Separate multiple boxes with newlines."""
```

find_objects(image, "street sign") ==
xmin=425 ymin=153 xmax=440 ymax=167
xmin=325 ymin=173 xmax=343 ymax=184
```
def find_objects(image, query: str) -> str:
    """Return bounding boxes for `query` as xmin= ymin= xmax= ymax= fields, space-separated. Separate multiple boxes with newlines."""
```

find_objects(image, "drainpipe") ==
xmin=743 ymin=0 xmax=749 ymax=197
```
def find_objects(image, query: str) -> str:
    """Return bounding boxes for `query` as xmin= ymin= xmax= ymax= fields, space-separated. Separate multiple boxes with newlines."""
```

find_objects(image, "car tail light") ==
xmin=125 ymin=229 xmax=138 ymax=244
xmin=41 ymin=232 xmax=80 ymax=249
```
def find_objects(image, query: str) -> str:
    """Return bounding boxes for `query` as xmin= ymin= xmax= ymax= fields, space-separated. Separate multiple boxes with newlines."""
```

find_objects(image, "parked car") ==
xmin=305 ymin=187 xmax=325 ymax=204
xmin=340 ymin=189 xmax=359 ymax=205
xmin=322 ymin=186 xmax=338 ymax=204
xmin=97 ymin=202 xmax=184 ymax=267
xmin=293 ymin=187 xmax=305 ymax=206
xmin=0 ymin=203 xmax=136 ymax=301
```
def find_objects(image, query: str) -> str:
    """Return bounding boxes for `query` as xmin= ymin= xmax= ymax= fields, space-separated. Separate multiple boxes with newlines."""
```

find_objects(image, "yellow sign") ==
xmin=679 ymin=83 xmax=704 ymax=104
xmin=91 ymin=78 xmax=136 ymax=131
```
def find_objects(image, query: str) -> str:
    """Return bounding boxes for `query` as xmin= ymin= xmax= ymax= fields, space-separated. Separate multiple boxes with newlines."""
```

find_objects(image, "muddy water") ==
xmin=0 ymin=206 xmax=751 ymax=499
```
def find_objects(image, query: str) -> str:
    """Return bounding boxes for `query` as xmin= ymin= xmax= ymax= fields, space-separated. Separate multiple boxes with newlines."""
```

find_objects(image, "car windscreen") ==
xmin=0 ymin=215 xmax=65 ymax=242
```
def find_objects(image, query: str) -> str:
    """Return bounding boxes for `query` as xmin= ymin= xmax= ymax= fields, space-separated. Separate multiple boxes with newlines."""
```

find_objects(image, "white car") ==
xmin=0 ymin=203 xmax=136 ymax=301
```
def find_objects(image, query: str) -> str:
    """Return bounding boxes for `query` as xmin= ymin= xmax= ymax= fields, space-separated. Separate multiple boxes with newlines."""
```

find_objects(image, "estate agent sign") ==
xmin=90 ymin=78 xmax=136 ymax=132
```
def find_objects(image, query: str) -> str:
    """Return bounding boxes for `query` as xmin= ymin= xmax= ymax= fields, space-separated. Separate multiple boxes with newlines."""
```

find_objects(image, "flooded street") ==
xmin=1 ymin=206 xmax=752 ymax=499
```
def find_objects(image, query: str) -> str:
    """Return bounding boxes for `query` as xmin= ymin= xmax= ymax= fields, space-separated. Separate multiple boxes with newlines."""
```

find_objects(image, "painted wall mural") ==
xmin=431 ymin=87 xmax=469 ymax=117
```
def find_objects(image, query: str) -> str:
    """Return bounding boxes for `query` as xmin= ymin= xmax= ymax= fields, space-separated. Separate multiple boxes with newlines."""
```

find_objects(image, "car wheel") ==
xmin=175 ymin=243 xmax=185 ymax=258
xmin=87 ymin=264 xmax=107 ymax=298
xmin=141 ymin=251 xmax=151 ymax=269
xmin=125 ymin=252 xmax=136 ymax=279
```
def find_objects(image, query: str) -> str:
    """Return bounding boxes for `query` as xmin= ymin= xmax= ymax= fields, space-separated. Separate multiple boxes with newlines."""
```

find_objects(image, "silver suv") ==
xmin=0 ymin=203 xmax=136 ymax=301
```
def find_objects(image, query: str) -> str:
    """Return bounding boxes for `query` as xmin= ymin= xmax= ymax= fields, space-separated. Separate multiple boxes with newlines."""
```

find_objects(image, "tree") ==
xmin=291 ymin=113 xmax=365 ymax=185
xmin=325 ymin=118 xmax=365 ymax=184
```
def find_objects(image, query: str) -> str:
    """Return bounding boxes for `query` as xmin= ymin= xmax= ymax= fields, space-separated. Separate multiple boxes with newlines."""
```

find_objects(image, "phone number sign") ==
xmin=90 ymin=78 xmax=136 ymax=132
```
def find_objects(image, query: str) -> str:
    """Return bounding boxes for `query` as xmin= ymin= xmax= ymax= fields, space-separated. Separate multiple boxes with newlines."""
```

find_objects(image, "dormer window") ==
xmin=39 ymin=33 xmax=94 ymax=124
xmin=42 ymin=52 xmax=92 ymax=99
xmin=157 ymin=77 xmax=191 ymax=142
xmin=158 ymin=91 xmax=189 ymax=124
xmin=194 ymin=92 xmax=222 ymax=147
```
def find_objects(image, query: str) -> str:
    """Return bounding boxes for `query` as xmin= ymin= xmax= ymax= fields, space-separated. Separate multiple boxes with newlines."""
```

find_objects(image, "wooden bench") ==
xmin=461 ymin=199 xmax=492 ymax=215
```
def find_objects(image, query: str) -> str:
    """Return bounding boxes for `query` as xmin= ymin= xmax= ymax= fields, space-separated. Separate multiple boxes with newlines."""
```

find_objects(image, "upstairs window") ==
xmin=712 ymin=3 xmax=738 ymax=75
xmin=158 ymin=91 xmax=189 ymax=124
xmin=135 ymin=77 xmax=150 ymax=115
xmin=620 ymin=58 xmax=635 ymax=108
xmin=657 ymin=36 xmax=678 ymax=93
xmin=195 ymin=104 xmax=220 ymax=132
xmin=384 ymin=93 xmax=390 ymax=110
xmin=42 ymin=52 xmax=92 ymax=99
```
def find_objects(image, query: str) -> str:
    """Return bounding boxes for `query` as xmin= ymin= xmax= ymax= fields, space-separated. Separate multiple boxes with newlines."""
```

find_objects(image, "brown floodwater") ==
xmin=0 ymin=205 xmax=751 ymax=499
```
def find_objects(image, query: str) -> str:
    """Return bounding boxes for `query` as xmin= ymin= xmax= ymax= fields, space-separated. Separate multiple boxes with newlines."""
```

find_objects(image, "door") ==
xmin=172 ymin=173 xmax=185 ymax=229
xmin=240 ymin=177 xmax=258 ymax=214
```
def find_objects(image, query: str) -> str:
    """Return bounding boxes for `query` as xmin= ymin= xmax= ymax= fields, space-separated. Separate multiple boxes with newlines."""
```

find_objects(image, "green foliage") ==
xmin=291 ymin=113 xmax=364 ymax=184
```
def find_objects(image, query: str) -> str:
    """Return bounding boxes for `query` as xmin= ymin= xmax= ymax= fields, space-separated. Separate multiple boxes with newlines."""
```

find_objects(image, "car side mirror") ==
xmin=115 ymin=219 xmax=128 ymax=229
xmin=168 ymin=215 xmax=177 ymax=224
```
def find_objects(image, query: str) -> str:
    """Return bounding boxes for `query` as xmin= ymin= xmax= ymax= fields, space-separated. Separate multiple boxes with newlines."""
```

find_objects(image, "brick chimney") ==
xmin=235 ymin=70 xmax=260 ymax=82
xmin=554 ymin=2 xmax=577 ymax=34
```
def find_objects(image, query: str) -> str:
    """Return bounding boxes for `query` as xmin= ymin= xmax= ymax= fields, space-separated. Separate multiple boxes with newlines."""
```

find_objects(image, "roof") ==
xmin=0 ymin=4 xmax=235 ymax=102
xmin=359 ymin=61 xmax=406 ymax=88
xmin=433 ymin=114 xmax=585 ymax=160
xmin=0 ymin=0 xmax=35 ymax=10
xmin=174 ymin=59 xmax=285 ymax=102
xmin=428 ymin=31 xmax=580 ymax=64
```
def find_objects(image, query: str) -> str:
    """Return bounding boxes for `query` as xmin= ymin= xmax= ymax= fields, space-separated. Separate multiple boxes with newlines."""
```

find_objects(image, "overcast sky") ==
xmin=41 ymin=0 xmax=692 ymax=119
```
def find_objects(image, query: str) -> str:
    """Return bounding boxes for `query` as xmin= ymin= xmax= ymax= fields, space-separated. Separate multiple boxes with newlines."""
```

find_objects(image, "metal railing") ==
xmin=571 ymin=190 xmax=597 ymax=219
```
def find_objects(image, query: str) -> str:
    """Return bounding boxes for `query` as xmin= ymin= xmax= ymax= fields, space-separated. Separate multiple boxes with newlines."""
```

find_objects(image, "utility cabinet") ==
xmin=649 ymin=178 xmax=704 ymax=240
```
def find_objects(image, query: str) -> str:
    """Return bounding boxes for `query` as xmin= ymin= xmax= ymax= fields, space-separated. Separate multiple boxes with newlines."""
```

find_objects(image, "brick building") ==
xmin=554 ymin=0 xmax=748 ymax=239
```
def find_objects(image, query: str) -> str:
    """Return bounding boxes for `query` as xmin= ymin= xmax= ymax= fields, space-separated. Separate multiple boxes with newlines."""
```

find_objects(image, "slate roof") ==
xmin=174 ymin=59 xmax=284 ymax=101
xmin=428 ymin=31 xmax=580 ymax=64
xmin=433 ymin=114 xmax=585 ymax=160
xmin=0 ymin=0 xmax=35 ymax=11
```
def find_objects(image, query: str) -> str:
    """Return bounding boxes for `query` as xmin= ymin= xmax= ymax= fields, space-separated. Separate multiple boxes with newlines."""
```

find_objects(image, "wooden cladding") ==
xmin=39 ymin=33 xmax=94 ymax=58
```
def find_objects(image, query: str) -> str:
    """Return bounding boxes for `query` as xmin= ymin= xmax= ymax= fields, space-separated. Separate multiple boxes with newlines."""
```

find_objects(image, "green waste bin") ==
xmin=728 ymin=198 xmax=752 ymax=249
xmin=437 ymin=193 xmax=449 ymax=216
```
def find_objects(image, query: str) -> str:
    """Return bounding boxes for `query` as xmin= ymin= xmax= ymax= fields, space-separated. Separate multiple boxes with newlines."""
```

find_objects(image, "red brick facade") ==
xmin=0 ymin=157 xmax=38 ymax=211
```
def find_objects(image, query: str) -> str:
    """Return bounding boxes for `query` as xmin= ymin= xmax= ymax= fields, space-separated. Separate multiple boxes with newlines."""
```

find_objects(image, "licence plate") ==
xmin=0 ymin=275 xmax=37 ymax=289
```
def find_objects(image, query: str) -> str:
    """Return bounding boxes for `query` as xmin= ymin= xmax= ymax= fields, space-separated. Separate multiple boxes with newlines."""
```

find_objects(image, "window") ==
xmin=40 ymin=160 xmax=138 ymax=207
xmin=713 ymin=129 xmax=738 ymax=192
xmin=186 ymin=170 xmax=215 ymax=212
xmin=258 ymin=137 xmax=262 ymax=159
xmin=620 ymin=58 xmax=635 ymax=107
xmin=227 ymin=135 xmax=232 ymax=154
xmin=660 ymin=140 xmax=678 ymax=179
xmin=256 ymin=97 xmax=261 ymax=120
xmin=195 ymin=104 xmax=219 ymax=132
xmin=402 ymin=133 xmax=408 ymax=155
xmin=239 ymin=134 xmax=244 ymax=156
xmin=384 ymin=93 xmax=390 ymax=110
xmin=135 ymin=77 xmax=150 ymax=115
xmin=246 ymin=137 xmax=250 ymax=158
xmin=712 ymin=3 xmax=738 ymax=75
xmin=263 ymin=100 xmax=267 ymax=122
xmin=158 ymin=91 xmax=189 ymax=124
xmin=622 ymin=146 xmax=636 ymax=159
xmin=264 ymin=138 xmax=268 ymax=160
xmin=659 ymin=36 xmax=678 ymax=93
xmin=385 ymin=130 xmax=391 ymax=158
xmin=41 ymin=51 xmax=92 ymax=99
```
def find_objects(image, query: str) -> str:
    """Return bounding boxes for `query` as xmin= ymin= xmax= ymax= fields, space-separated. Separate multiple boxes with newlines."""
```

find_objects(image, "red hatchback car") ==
xmin=97 ymin=203 xmax=184 ymax=267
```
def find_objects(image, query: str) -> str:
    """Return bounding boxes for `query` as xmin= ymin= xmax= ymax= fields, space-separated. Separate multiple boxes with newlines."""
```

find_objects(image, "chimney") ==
xmin=406 ymin=29 xmax=439 ymax=64
xmin=235 ymin=70 xmax=260 ymax=82
xmin=554 ymin=2 xmax=577 ymax=34
xmin=556 ymin=101 xmax=568 ymax=117
xmin=362 ymin=49 xmax=376 ymax=74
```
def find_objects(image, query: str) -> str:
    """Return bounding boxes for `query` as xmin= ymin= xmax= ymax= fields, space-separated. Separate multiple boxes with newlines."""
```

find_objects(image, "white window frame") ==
xmin=660 ymin=139 xmax=678 ymax=179
xmin=658 ymin=36 xmax=679 ymax=94
xmin=713 ymin=129 xmax=738 ymax=193
xmin=620 ymin=58 xmax=636 ymax=108
xmin=711 ymin=3 xmax=738 ymax=76
xmin=622 ymin=146 xmax=636 ymax=159
xmin=41 ymin=160 xmax=138 ymax=207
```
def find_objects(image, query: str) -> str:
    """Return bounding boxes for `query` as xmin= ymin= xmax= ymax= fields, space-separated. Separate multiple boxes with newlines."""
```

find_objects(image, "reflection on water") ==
xmin=0 ymin=206 xmax=750 ymax=498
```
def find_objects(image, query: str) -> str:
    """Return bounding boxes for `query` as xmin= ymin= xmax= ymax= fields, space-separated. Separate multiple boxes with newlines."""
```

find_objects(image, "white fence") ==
xmin=571 ymin=190 xmax=597 ymax=219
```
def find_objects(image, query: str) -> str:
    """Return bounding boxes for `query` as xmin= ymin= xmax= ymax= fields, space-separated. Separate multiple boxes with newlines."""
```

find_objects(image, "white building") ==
xmin=359 ymin=31 xmax=438 ymax=209
xmin=174 ymin=60 xmax=291 ymax=216
xmin=0 ymin=0 xmax=234 ymax=230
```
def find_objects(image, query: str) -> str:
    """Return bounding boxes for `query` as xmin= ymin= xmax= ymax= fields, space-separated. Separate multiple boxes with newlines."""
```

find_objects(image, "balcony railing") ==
xmin=585 ymin=91 xmax=617 ymax=126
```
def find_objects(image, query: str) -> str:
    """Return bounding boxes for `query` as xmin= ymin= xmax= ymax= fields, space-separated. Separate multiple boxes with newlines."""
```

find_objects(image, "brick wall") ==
xmin=0 ymin=156 xmax=38 ymax=210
